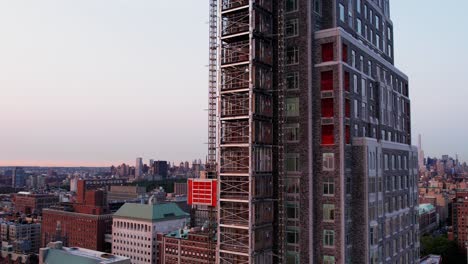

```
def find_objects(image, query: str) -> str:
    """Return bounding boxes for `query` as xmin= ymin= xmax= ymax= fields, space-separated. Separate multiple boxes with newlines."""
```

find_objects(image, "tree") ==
xmin=421 ymin=235 xmax=464 ymax=264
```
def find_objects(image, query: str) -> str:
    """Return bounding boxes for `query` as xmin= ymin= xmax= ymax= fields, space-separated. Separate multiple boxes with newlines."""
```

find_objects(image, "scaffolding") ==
xmin=217 ymin=1 xmax=275 ymax=263
xmin=276 ymin=0 xmax=286 ymax=262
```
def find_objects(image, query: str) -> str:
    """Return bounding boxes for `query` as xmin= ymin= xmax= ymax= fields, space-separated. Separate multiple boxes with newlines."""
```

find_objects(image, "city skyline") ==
xmin=0 ymin=0 xmax=467 ymax=167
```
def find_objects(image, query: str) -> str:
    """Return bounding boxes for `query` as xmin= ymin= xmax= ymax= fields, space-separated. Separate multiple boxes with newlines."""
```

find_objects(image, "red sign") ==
xmin=188 ymin=179 xmax=217 ymax=207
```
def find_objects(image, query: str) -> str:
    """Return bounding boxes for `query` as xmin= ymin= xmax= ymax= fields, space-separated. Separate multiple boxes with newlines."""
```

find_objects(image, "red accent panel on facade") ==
xmin=322 ymin=125 xmax=334 ymax=145
xmin=344 ymin=71 xmax=350 ymax=91
xmin=321 ymin=71 xmax=333 ymax=91
xmin=342 ymin=44 xmax=348 ymax=62
xmin=321 ymin=98 xmax=334 ymax=118
xmin=321 ymin=43 xmax=334 ymax=62
xmin=187 ymin=179 xmax=217 ymax=207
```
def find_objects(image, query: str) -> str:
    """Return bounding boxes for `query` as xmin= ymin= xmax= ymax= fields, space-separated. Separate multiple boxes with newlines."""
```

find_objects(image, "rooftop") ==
xmin=420 ymin=254 xmax=442 ymax=264
xmin=40 ymin=242 xmax=130 ymax=264
xmin=113 ymin=202 xmax=189 ymax=222
xmin=419 ymin=203 xmax=435 ymax=215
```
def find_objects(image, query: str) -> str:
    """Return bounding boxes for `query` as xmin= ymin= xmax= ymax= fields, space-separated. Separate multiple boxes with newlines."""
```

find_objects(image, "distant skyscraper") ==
xmin=135 ymin=157 xmax=143 ymax=178
xmin=418 ymin=134 xmax=425 ymax=170
xmin=12 ymin=167 xmax=26 ymax=188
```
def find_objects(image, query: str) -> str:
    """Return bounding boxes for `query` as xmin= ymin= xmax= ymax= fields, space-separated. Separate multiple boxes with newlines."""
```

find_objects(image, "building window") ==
xmin=375 ymin=15 xmax=380 ymax=30
xmin=285 ymin=19 xmax=299 ymax=37
xmin=356 ymin=18 xmax=362 ymax=35
xmin=314 ymin=0 xmax=322 ymax=14
xmin=286 ymin=203 xmax=299 ymax=220
xmin=286 ymin=97 xmax=299 ymax=116
xmin=323 ymin=177 xmax=335 ymax=196
xmin=286 ymin=178 xmax=299 ymax=194
xmin=351 ymin=50 xmax=356 ymax=67
xmin=323 ymin=153 xmax=335 ymax=171
xmin=339 ymin=4 xmax=345 ymax=22
xmin=361 ymin=78 xmax=366 ymax=97
xmin=368 ymin=61 xmax=372 ymax=76
xmin=287 ymin=229 xmax=299 ymax=244
xmin=353 ymin=99 xmax=359 ymax=118
xmin=376 ymin=34 xmax=380 ymax=50
xmin=359 ymin=55 xmax=364 ymax=71
xmin=384 ymin=154 xmax=389 ymax=170
xmin=347 ymin=0 xmax=353 ymax=27
xmin=356 ymin=0 xmax=361 ymax=13
xmin=323 ymin=230 xmax=335 ymax=247
xmin=342 ymin=43 xmax=348 ymax=62
xmin=284 ymin=123 xmax=299 ymax=142
xmin=286 ymin=153 xmax=300 ymax=172
xmin=353 ymin=74 xmax=358 ymax=93
xmin=286 ymin=46 xmax=299 ymax=64
xmin=324 ymin=256 xmax=336 ymax=264
xmin=323 ymin=204 xmax=335 ymax=222
xmin=322 ymin=43 xmax=334 ymax=62
xmin=286 ymin=72 xmax=299 ymax=90
xmin=286 ymin=0 xmax=298 ymax=12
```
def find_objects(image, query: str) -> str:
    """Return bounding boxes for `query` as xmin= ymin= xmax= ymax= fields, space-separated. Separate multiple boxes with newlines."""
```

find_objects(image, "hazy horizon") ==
xmin=1 ymin=0 xmax=467 ymax=167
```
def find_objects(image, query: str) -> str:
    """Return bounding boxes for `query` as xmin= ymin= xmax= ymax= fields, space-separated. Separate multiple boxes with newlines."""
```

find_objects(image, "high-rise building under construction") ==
xmin=209 ymin=0 xmax=420 ymax=263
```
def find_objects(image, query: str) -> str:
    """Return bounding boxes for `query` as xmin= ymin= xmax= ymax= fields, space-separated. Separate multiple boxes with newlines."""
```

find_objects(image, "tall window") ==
xmin=286 ymin=72 xmax=299 ymax=90
xmin=286 ymin=203 xmax=299 ymax=220
xmin=286 ymin=98 xmax=299 ymax=116
xmin=284 ymin=123 xmax=300 ymax=142
xmin=286 ymin=153 xmax=300 ymax=172
xmin=287 ymin=229 xmax=299 ymax=244
xmin=286 ymin=46 xmax=299 ymax=64
xmin=323 ymin=204 xmax=335 ymax=222
xmin=361 ymin=79 xmax=366 ymax=97
xmin=353 ymin=74 xmax=358 ymax=93
xmin=323 ymin=230 xmax=335 ymax=247
xmin=314 ymin=0 xmax=322 ymax=14
xmin=356 ymin=18 xmax=362 ymax=35
xmin=324 ymin=256 xmax=336 ymax=264
xmin=286 ymin=0 xmax=298 ymax=12
xmin=339 ymin=4 xmax=345 ymax=22
xmin=285 ymin=19 xmax=299 ymax=37
xmin=351 ymin=50 xmax=356 ymax=67
xmin=323 ymin=153 xmax=335 ymax=171
xmin=356 ymin=0 xmax=361 ymax=13
xmin=323 ymin=177 xmax=335 ymax=196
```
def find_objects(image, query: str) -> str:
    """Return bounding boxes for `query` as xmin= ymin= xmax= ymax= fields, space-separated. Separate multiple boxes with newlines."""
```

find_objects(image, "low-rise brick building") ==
xmin=13 ymin=192 xmax=58 ymax=215
xmin=41 ymin=180 xmax=112 ymax=252
xmin=161 ymin=228 xmax=215 ymax=264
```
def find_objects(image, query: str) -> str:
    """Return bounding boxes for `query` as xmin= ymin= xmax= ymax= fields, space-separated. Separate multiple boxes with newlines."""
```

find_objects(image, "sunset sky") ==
xmin=0 ymin=0 xmax=467 ymax=167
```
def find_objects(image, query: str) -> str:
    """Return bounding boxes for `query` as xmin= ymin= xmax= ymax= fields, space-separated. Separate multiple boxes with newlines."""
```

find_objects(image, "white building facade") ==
xmin=112 ymin=202 xmax=190 ymax=264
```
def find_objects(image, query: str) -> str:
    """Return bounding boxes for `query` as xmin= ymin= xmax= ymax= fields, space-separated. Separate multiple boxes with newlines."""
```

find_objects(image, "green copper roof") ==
xmin=418 ymin=203 xmax=435 ymax=215
xmin=44 ymin=249 xmax=100 ymax=264
xmin=114 ymin=202 xmax=189 ymax=221
xmin=43 ymin=248 xmax=129 ymax=264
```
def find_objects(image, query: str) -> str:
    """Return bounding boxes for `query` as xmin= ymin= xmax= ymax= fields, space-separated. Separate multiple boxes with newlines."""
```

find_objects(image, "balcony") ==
xmin=221 ymin=93 xmax=249 ymax=117
xmin=222 ymin=10 xmax=250 ymax=38
xmin=221 ymin=66 xmax=249 ymax=92
xmin=221 ymin=40 xmax=250 ymax=65
xmin=222 ymin=0 xmax=249 ymax=12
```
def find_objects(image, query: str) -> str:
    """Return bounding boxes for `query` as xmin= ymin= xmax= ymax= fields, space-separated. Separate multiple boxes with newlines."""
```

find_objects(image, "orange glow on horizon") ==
xmin=0 ymin=160 xmax=116 ymax=167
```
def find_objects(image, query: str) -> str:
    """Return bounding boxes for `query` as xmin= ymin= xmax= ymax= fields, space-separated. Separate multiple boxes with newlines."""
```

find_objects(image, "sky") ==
xmin=0 ymin=0 xmax=466 ymax=167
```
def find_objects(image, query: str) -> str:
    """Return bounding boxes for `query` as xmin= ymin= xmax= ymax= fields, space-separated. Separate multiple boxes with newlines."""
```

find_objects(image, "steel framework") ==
xmin=217 ymin=1 xmax=276 ymax=263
